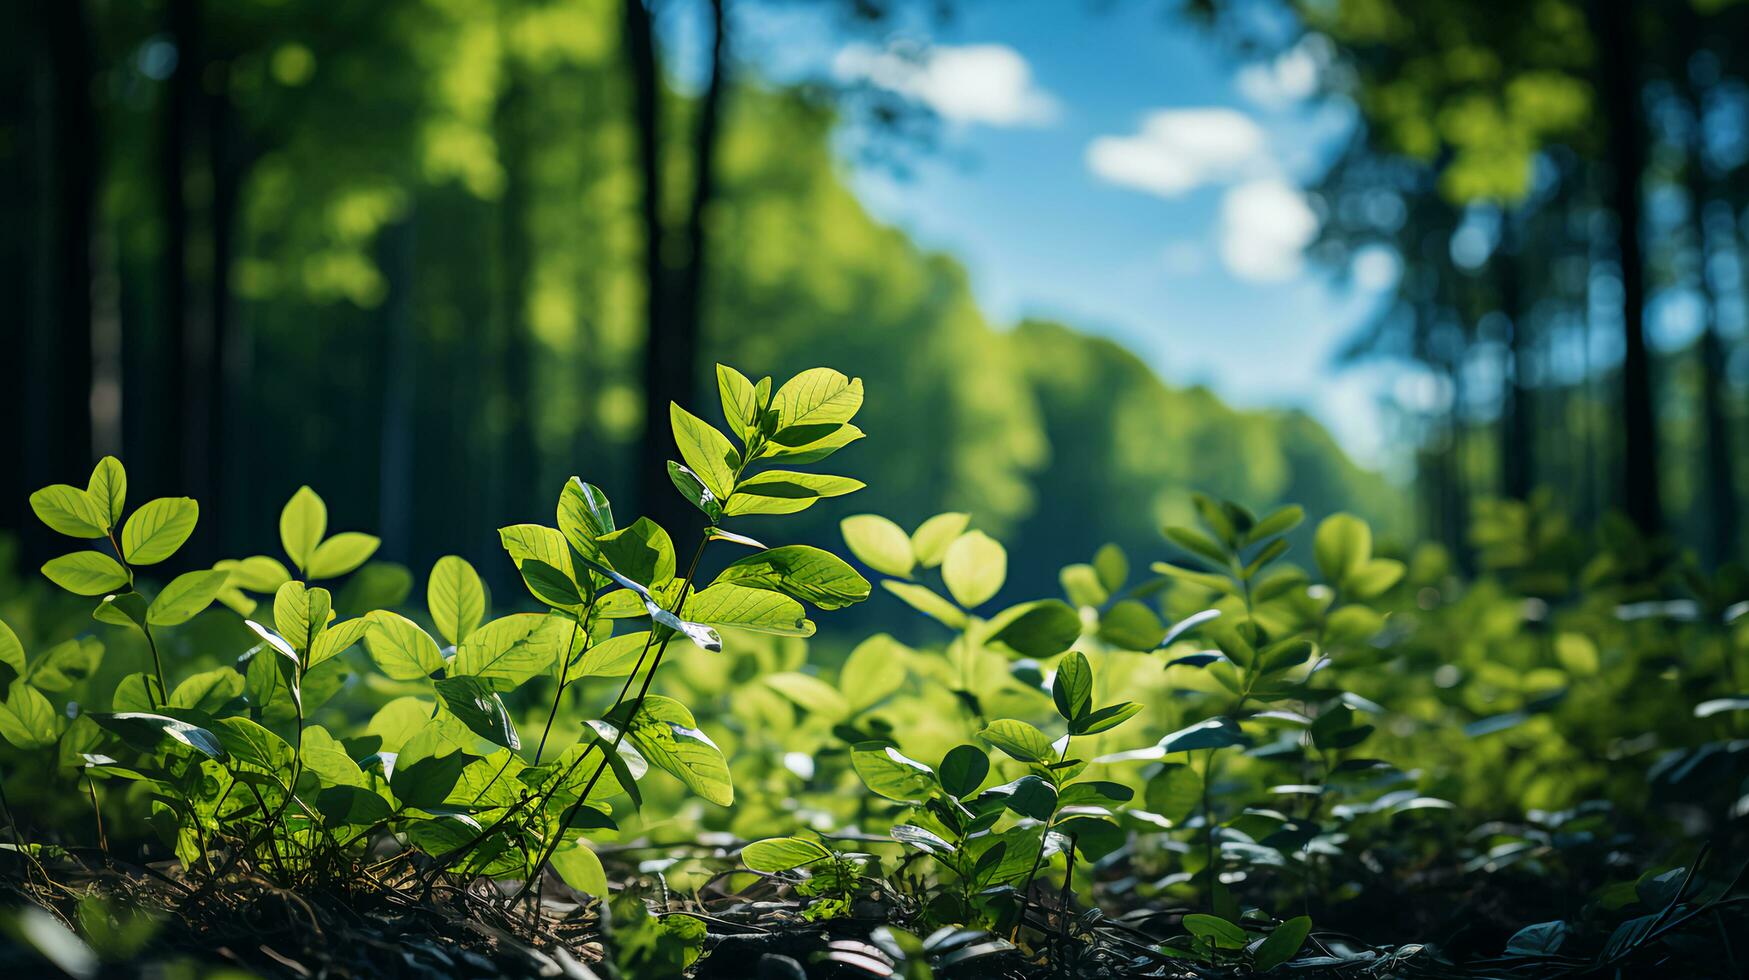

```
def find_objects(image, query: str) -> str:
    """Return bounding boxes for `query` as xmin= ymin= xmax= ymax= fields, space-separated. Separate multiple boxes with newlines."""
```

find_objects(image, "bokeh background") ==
xmin=4 ymin=0 xmax=1746 ymax=604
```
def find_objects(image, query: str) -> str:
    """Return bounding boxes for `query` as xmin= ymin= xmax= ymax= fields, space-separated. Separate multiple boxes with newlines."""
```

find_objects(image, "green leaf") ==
xmin=714 ymin=545 xmax=870 ymax=610
xmin=243 ymin=622 xmax=301 ymax=712
xmin=1158 ymin=716 xmax=1250 ymax=754
xmin=1254 ymin=916 xmax=1312 ymax=971
xmin=519 ymin=558 xmax=583 ymax=609
xmin=453 ymin=613 xmax=568 ymax=689
xmin=840 ymin=515 xmax=915 ymax=578
xmin=770 ymin=368 xmax=863 ymax=439
xmin=86 ymin=457 xmax=127 ymax=528
xmin=1052 ymin=652 xmax=1094 ymax=723
xmin=1183 ymin=913 xmax=1247 ymax=949
xmin=1345 ymin=558 xmax=1405 ymax=599
xmin=1096 ymin=600 xmax=1164 ymax=651
xmin=308 ymin=617 xmax=373 ymax=670
xmin=363 ymin=611 xmax=444 ymax=680
xmin=93 ymin=712 xmax=226 ymax=760
xmin=1247 ymin=505 xmax=1304 ymax=545
xmin=111 ymin=673 xmax=165 ymax=713
xmin=1165 ymin=526 xmax=1230 ymax=570
xmin=42 ymin=551 xmax=129 ymax=596
xmin=624 ymin=695 xmax=733 ymax=806
xmin=308 ymin=532 xmax=380 ymax=579
xmin=274 ymin=581 xmax=331 ymax=653
xmin=1060 ymin=564 xmax=1108 ymax=608
xmin=716 ymin=363 xmax=763 ymax=444
xmin=1314 ymin=513 xmax=1371 ymax=586
xmin=761 ymin=423 xmax=863 ymax=463
xmin=723 ymin=470 xmax=863 ymax=517
xmin=1145 ymin=764 xmax=1202 ymax=823
xmin=558 ymin=477 xmax=615 ymax=558
xmin=764 ymin=672 xmax=849 ymax=717
xmin=573 ymin=631 xmax=651 ymax=678
xmin=93 ymin=595 xmax=148 ymax=630
xmin=279 ymin=486 xmax=327 ymax=573
xmin=838 ymin=634 xmax=907 ymax=712
xmin=881 ymin=581 xmax=967 ymax=629
xmin=980 ymin=719 xmax=1055 ymax=763
xmin=989 ymin=599 xmax=1082 ymax=658
xmin=433 ymin=675 xmax=520 ymax=750
xmin=992 ymin=775 xmax=1057 ymax=820
xmin=1074 ymin=701 xmax=1142 ymax=736
xmin=0 ymin=618 xmax=23 ymax=681
xmin=0 ymin=681 xmax=59 ymax=750
xmin=938 ymin=744 xmax=989 ymax=799
xmin=121 ymin=497 xmax=199 ymax=565
xmin=670 ymin=403 xmax=739 ymax=501
xmin=742 ymin=836 xmax=832 ymax=873
xmin=597 ymin=518 xmax=677 ymax=588
xmin=29 ymin=484 xmax=108 ymax=538
xmin=683 ymin=584 xmax=814 ymax=636
xmin=427 ymin=555 xmax=486 ymax=646
xmin=1093 ymin=543 xmax=1128 ymax=592
xmin=552 ymin=839 xmax=609 ymax=896
xmin=212 ymin=716 xmax=294 ymax=774
xmin=942 ymin=531 xmax=1006 ymax=608
xmin=216 ymin=555 xmax=292 ymax=593
xmin=26 ymin=638 xmax=100 ymax=692
xmin=850 ymin=742 xmax=937 ymax=803
xmin=168 ymin=667 xmax=244 ymax=713
xmin=667 ymin=462 xmax=725 ymax=523
xmin=146 ymin=569 xmax=229 ymax=626
xmin=911 ymin=513 xmax=970 ymax=569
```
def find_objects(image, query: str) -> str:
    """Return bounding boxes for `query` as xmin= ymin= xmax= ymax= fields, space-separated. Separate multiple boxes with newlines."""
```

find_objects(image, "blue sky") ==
xmin=722 ymin=0 xmax=1404 ymax=467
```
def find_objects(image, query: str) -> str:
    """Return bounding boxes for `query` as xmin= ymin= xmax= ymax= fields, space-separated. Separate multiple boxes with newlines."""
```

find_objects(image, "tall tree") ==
xmin=628 ymin=0 xmax=729 ymax=540
xmin=1594 ymin=0 xmax=1661 ymax=533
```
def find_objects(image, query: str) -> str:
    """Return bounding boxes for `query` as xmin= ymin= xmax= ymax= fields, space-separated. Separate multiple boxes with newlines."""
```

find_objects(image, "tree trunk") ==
xmin=1497 ymin=210 xmax=1533 ymax=500
xmin=1676 ymin=9 xmax=1738 ymax=565
xmin=377 ymin=217 xmax=418 ymax=557
xmin=495 ymin=57 xmax=538 ymax=526
xmin=631 ymin=0 xmax=728 ymax=539
xmin=1594 ymin=0 xmax=1661 ymax=534
xmin=162 ymin=0 xmax=199 ymax=500
xmin=28 ymin=0 xmax=96 ymax=546
xmin=625 ymin=0 xmax=670 ymax=525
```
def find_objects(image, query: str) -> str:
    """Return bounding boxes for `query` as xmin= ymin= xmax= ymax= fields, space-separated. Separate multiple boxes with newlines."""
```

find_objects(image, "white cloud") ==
xmin=1219 ymin=179 xmax=1318 ymax=282
xmin=833 ymin=42 xmax=1059 ymax=127
xmin=1235 ymin=37 xmax=1326 ymax=110
xmin=1085 ymin=108 xmax=1266 ymax=198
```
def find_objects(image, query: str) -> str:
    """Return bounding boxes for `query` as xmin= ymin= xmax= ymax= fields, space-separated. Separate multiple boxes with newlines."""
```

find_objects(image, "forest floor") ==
xmin=1 ymin=846 xmax=1743 ymax=979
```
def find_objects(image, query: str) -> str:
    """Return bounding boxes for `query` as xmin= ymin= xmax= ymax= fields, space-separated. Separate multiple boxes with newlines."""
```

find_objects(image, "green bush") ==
xmin=2 ymin=366 xmax=1745 ymax=975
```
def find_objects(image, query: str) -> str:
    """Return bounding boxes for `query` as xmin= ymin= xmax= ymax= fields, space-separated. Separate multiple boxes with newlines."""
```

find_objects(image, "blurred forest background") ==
xmin=3 ymin=0 xmax=1746 ymax=607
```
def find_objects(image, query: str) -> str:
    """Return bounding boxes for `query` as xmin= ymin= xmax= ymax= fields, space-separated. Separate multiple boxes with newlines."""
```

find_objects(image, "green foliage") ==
xmin=2 ymin=364 xmax=868 ymax=908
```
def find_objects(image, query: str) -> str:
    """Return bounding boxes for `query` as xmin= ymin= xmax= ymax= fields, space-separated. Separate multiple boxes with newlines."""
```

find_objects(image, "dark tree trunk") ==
xmin=25 ymin=0 xmax=96 ymax=551
xmin=0 ymin=2 xmax=38 ymax=530
xmin=1676 ymin=9 xmax=1738 ymax=564
xmin=162 ymin=0 xmax=199 ymax=500
xmin=631 ymin=0 xmax=728 ymax=538
xmin=377 ymin=217 xmax=418 ymax=558
xmin=626 ymin=0 xmax=673 ymax=527
xmin=1595 ymin=0 xmax=1662 ymax=534
xmin=495 ymin=60 xmax=538 ymax=525
xmin=1497 ymin=211 xmax=1533 ymax=500
xmin=202 ymin=62 xmax=244 ymax=556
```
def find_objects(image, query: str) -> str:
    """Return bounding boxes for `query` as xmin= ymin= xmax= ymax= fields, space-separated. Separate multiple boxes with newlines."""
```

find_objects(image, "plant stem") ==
xmin=514 ymin=535 xmax=711 ymax=901
xmin=84 ymin=775 xmax=107 ymax=856
xmin=1201 ymin=747 xmax=1217 ymax=910
xmin=108 ymin=529 xmax=168 ymax=706
xmin=535 ymin=611 xmax=589 ymax=765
